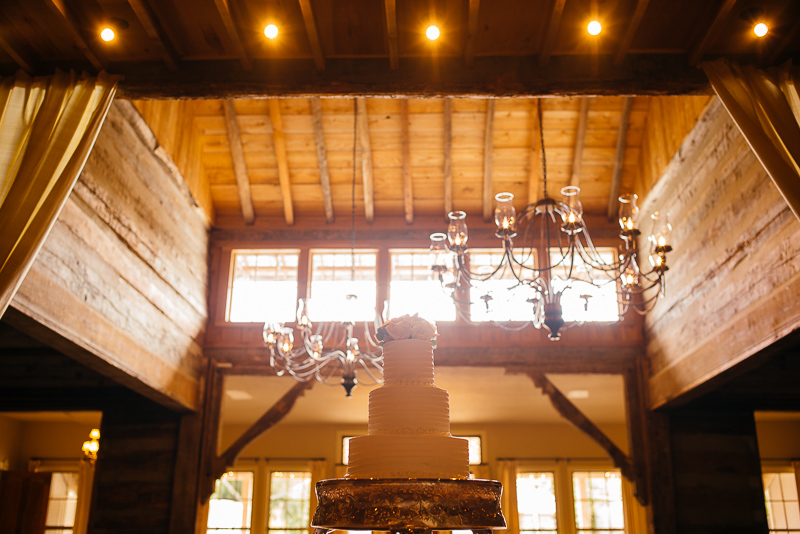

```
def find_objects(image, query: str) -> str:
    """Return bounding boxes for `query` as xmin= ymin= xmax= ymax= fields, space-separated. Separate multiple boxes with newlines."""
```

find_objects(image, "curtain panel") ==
xmin=701 ymin=58 xmax=800 ymax=222
xmin=0 ymin=70 xmax=118 ymax=318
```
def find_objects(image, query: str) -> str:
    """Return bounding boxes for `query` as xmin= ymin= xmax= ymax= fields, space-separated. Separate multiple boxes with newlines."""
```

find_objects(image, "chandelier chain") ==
xmin=538 ymin=99 xmax=548 ymax=199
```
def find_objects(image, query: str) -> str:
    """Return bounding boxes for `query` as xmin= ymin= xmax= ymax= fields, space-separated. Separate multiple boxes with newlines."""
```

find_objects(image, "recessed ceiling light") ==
xmin=754 ymin=22 xmax=768 ymax=37
xmin=587 ymin=20 xmax=602 ymax=36
xmin=226 ymin=390 xmax=253 ymax=400
xmin=100 ymin=27 xmax=115 ymax=42
xmin=426 ymin=25 xmax=440 ymax=41
xmin=567 ymin=389 xmax=590 ymax=399
xmin=264 ymin=24 xmax=279 ymax=39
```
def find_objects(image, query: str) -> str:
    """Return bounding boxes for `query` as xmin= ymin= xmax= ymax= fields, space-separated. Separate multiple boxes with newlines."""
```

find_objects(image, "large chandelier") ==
xmin=263 ymin=100 xmax=383 ymax=396
xmin=429 ymin=100 xmax=673 ymax=340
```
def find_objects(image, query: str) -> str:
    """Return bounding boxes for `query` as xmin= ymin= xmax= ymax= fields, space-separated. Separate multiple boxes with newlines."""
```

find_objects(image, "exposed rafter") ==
xmin=310 ymin=97 xmax=334 ymax=223
xmin=0 ymin=35 xmax=34 ymax=74
xmin=298 ymin=0 xmax=326 ymax=71
xmin=464 ymin=0 xmax=481 ymax=68
xmin=43 ymin=0 xmax=105 ymax=70
xmin=768 ymin=17 xmax=800 ymax=64
xmin=384 ymin=0 xmax=399 ymax=70
xmin=688 ymin=0 xmax=737 ymax=65
xmin=443 ymin=98 xmax=453 ymax=218
xmin=125 ymin=0 xmax=180 ymax=71
xmin=356 ymin=98 xmax=375 ymax=223
xmin=401 ymin=99 xmax=413 ymax=224
xmin=222 ymin=100 xmax=255 ymax=225
xmin=268 ymin=99 xmax=295 ymax=226
xmin=482 ymin=99 xmax=496 ymax=222
xmin=569 ymin=98 xmax=590 ymax=187
xmin=528 ymin=98 xmax=543 ymax=205
xmin=607 ymin=97 xmax=633 ymax=220
xmin=210 ymin=0 xmax=252 ymax=70
xmin=614 ymin=0 xmax=650 ymax=66
xmin=539 ymin=0 xmax=566 ymax=67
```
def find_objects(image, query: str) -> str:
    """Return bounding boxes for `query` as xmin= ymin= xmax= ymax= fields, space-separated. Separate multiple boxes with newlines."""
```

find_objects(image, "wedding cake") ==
xmin=346 ymin=315 xmax=470 ymax=479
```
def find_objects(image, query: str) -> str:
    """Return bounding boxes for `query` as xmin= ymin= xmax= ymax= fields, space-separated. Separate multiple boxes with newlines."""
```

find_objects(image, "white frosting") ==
xmin=346 ymin=338 xmax=469 ymax=479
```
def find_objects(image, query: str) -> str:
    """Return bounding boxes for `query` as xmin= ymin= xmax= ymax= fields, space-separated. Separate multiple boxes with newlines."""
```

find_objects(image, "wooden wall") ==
xmin=640 ymin=99 xmax=800 ymax=408
xmin=7 ymin=101 xmax=210 ymax=412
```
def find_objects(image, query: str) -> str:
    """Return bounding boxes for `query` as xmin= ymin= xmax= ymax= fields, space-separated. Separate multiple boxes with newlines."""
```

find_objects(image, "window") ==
xmin=763 ymin=470 xmax=800 ymax=533
xmin=267 ymin=471 xmax=312 ymax=534
xmin=44 ymin=471 xmax=79 ymax=534
xmin=389 ymin=250 xmax=455 ymax=322
xmin=308 ymin=251 xmax=377 ymax=322
xmin=550 ymin=249 xmax=619 ymax=323
xmin=207 ymin=471 xmax=255 ymax=534
xmin=517 ymin=472 xmax=557 ymax=534
xmin=228 ymin=251 xmax=299 ymax=323
xmin=572 ymin=471 xmax=625 ymax=533
xmin=469 ymin=249 xmax=536 ymax=322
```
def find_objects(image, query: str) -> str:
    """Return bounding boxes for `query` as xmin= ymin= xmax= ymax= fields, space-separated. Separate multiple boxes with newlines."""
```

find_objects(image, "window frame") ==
xmin=29 ymin=459 xmax=92 ymax=534
xmin=206 ymin=468 xmax=256 ymax=534
xmin=388 ymin=248 xmax=457 ymax=323
xmin=225 ymin=249 xmax=302 ymax=324
xmin=762 ymin=460 xmax=800 ymax=533
xmin=306 ymin=248 xmax=379 ymax=323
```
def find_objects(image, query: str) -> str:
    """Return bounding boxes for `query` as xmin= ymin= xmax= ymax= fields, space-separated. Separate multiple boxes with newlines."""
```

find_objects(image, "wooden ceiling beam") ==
xmin=767 ymin=17 xmax=800 ymax=64
xmin=268 ymin=99 xmax=295 ymax=225
xmin=443 ymin=98 xmax=453 ymax=218
xmin=482 ymin=99 xmax=495 ymax=222
xmin=688 ymin=0 xmax=737 ymax=65
xmin=528 ymin=98 xmax=543 ymax=205
xmin=401 ymin=99 xmax=413 ymax=224
xmin=0 ymin=35 xmax=35 ymax=74
xmin=464 ymin=0 xmax=480 ymax=68
xmin=211 ymin=0 xmax=252 ymax=71
xmin=222 ymin=100 xmax=255 ymax=225
xmin=356 ymin=98 xmax=375 ymax=223
xmin=613 ymin=0 xmax=650 ymax=66
xmin=569 ymin=98 xmax=590 ymax=188
xmin=310 ymin=97 xmax=334 ymax=223
xmin=384 ymin=0 xmax=399 ymax=70
xmin=607 ymin=97 xmax=633 ymax=220
xmin=298 ymin=0 xmax=325 ymax=71
xmin=43 ymin=0 xmax=105 ymax=70
xmin=539 ymin=0 xmax=566 ymax=67
xmin=125 ymin=0 xmax=180 ymax=71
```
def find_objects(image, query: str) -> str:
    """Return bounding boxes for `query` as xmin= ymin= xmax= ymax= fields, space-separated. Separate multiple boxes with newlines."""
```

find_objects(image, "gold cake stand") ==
xmin=312 ymin=478 xmax=506 ymax=534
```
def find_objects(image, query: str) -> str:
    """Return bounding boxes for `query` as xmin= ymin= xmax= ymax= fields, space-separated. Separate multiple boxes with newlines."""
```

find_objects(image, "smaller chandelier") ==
xmin=82 ymin=428 xmax=100 ymax=463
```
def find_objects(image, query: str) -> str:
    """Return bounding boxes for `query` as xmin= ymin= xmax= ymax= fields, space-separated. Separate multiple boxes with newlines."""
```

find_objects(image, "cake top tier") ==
xmin=381 ymin=338 xmax=435 ymax=385
xmin=376 ymin=314 xmax=437 ymax=346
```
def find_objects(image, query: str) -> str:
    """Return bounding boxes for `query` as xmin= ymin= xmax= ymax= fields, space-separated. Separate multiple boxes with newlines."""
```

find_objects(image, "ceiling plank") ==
xmin=384 ymin=0 xmax=399 ymax=70
xmin=539 ymin=0 xmax=567 ymax=67
xmin=401 ymin=99 xmax=413 ymax=224
xmin=613 ymin=0 xmax=650 ymax=66
xmin=464 ymin=0 xmax=480 ymax=68
xmin=298 ymin=0 xmax=325 ymax=71
xmin=222 ymin=100 xmax=255 ymax=225
xmin=125 ymin=0 xmax=180 ymax=71
xmin=356 ymin=98 xmax=375 ymax=223
xmin=528 ymin=98 xmax=543 ymax=205
xmin=482 ymin=99 xmax=495 ymax=222
xmin=569 ymin=98 xmax=590 ymax=188
xmin=607 ymin=97 xmax=634 ymax=220
xmin=210 ymin=0 xmax=252 ymax=70
xmin=310 ymin=97 xmax=334 ymax=223
xmin=443 ymin=98 xmax=453 ymax=218
xmin=268 ymin=99 xmax=295 ymax=225
xmin=43 ymin=0 xmax=105 ymax=70
xmin=688 ymin=0 xmax=737 ymax=65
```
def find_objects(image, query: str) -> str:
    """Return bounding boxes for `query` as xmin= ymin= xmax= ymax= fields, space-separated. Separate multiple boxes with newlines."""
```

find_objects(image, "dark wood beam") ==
xmin=125 ymin=0 xmax=180 ymax=71
xmin=482 ymin=98 xmax=495 ymax=222
xmin=443 ymin=98 xmax=453 ymax=217
xmin=613 ymin=0 xmax=650 ymax=66
xmin=624 ymin=361 xmax=649 ymax=507
xmin=569 ymin=98 xmax=590 ymax=187
xmin=114 ymin=55 xmax=711 ymax=100
xmin=607 ymin=97 xmax=633 ymax=220
xmin=43 ymin=0 xmax=105 ymax=70
xmin=268 ymin=99 xmax=295 ymax=225
xmin=310 ymin=97 xmax=334 ymax=223
xmin=539 ymin=0 xmax=566 ymax=67
xmin=401 ymin=99 xmax=413 ymax=224
xmin=528 ymin=98 xmax=543 ymax=205
xmin=384 ymin=0 xmax=399 ymax=70
xmin=298 ymin=0 xmax=325 ymax=71
xmin=356 ymin=98 xmax=375 ymax=223
xmin=211 ymin=0 xmax=252 ymax=70
xmin=222 ymin=100 xmax=255 ymax=225
xmin=464 ymin=0 xmax=480 ymax=68
xmin=688 ymin=0 xmax=737 ymax=65
xmin=768 ymin=17 xmax=800 ymax=64
xmin=528 ymin=371 xmax=635 ymax=482
xmin=0 ymin=15 xmax=35 ymax=74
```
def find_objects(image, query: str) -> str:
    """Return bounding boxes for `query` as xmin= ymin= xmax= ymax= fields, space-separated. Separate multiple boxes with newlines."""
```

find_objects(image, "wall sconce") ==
xmin=82 ymin=429 xmax=100 ymax=463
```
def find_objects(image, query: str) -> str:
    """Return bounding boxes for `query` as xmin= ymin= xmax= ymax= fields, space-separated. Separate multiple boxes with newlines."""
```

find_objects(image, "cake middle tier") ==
xmin=346 ymin=434 xmax=470 ymax=479
xmin=368 ymin=385 xmax=451 ymax=435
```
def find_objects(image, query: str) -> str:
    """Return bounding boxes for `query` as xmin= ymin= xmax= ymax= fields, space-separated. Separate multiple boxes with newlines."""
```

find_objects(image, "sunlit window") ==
xmin=207 ymin=471 xmax=254 ymax=534
xmin=516 ymin=472 xmax=557 ymax=533
xmin=763 ymin=471 xmax=800 ymax=533
xmin=572 ymin=471 xmax=625 ymax=533
xmin=308 ymin=251 xmax=377 ymax=322
xmin=268 ymin=471 xmax=312 ymax=534
xmin=389 ymin=250 xmax=455 ymax=322
xmin=469 ymin=249 xmax=536 ymax=322
xmin=44 ymin=471 xmax=79 ymax=534
xmin=228 ymin=251 xmax=299 ymax=323
xmin=550 ymin=249 xmax=619 ymax=323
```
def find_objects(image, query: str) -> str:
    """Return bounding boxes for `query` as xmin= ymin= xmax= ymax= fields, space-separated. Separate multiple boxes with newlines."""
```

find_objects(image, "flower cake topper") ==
xmin=376 ymin=314 xmax=438 ymax=347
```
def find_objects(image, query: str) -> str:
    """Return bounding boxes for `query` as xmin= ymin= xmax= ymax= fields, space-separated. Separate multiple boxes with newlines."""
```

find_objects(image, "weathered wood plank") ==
xmin=310 ymin=97 xmax=334 ymax=223
xmin=269 ymin=99 xmax=295 ymax=225
xmin=223 ymin=100 xmax=256 ymax=225
xmin=357 ymin=98 xmax=375 ymax=223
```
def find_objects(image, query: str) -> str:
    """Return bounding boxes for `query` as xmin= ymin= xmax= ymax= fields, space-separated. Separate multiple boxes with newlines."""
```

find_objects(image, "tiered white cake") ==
xmin=346 ymin=319 xmax=469 ymax=479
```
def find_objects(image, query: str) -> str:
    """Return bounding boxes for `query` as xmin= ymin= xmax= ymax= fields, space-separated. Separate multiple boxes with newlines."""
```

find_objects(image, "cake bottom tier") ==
xmin=346 ymin=434 xmax=470 ymax=479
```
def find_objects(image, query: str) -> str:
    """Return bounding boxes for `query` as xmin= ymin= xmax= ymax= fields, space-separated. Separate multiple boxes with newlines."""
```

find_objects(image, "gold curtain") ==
xmin=0 ymin=70 xmax=118 ymax=318
xmin=496 ymin=459 xmax=519 ymax=534
xmin=701 ymin=58 xmax=800 ymax=221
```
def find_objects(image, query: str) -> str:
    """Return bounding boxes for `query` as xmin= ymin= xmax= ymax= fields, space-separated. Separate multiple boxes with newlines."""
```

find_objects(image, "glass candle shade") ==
xmin=561 ymin=186 xmax=583 ymax=224
xmin=494 ymin=192 xmax=516 ymax=232
xmin=447 ymin=211 xmax=469 ymax=249
xmin=429 ymin=232 xmax=450 ymax=273
xmin=618 ymin=194 xmax=640 ymax=231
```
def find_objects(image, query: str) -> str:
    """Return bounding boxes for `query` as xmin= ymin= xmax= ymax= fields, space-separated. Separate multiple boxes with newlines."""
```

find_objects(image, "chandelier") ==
xmin=429 ymin=100 xmax=673 ymax=340
xmin=263 ymin=100 xmax=384 ymax=396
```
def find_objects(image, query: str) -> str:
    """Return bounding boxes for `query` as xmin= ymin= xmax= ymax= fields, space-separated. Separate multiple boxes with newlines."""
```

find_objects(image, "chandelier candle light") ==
xmin=430 ymin=100 xmax=673 ymax=340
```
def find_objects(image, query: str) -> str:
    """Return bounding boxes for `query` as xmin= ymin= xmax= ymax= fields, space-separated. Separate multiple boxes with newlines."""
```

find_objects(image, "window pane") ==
xmin=516 ymin=472 xmax=557 ymax=533
xmin=268 ymin=471 xmax=311 ymax=533
xmin=468 ymin=249 xmax=535 ymax=322
xmin=45 ymin=472 xmax=79 ymax=529
xmin=207 ymin=471 xmax=254 ymax=532
xmin=764 ymin=471 xmax=800 ymax=532
xmin=310 ymin=252 xmax=377 ymax=322
xmin=572 ymin=471 xmax=625 ymax=533
xmin=390 ymin=250 xmax=455 ymax=321
xmin=551 ymin=249 xmax=619 ymax=323
xmin=229 ymin=251 xmax=299 ymax=323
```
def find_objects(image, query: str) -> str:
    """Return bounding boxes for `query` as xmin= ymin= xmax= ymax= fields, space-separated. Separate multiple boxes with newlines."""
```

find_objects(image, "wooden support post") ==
xmin=310 ymin=97 xmax=334 ymax=223
xmin=623 ymin=359 xmax=649 ymax=506
xmin=223 ymin=100 xmax=256 ymax=225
